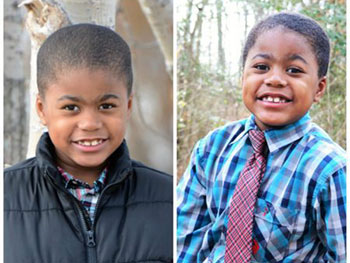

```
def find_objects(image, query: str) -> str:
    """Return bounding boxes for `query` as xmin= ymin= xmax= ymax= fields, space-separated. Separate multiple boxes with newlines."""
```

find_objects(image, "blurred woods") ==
xmin=4 ymin=0 xmax=173 ymax=174
xmin=177 ymin=0 xmax=346 ymax=179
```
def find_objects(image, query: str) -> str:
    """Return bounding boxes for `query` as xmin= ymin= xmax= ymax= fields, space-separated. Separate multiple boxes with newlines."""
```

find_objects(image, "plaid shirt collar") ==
xmin=58 ymin=167 xmax=108 ymax=192
xmin=231 ymin=112 xmax=312 ymax=153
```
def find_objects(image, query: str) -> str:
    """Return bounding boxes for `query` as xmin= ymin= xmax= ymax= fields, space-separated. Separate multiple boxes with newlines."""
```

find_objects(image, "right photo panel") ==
xmin=176 ymin=1 xmax=346 ymax=262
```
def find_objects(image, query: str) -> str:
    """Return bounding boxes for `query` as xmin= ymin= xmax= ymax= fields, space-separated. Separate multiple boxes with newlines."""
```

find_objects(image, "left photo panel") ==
xmin=4 ymin=0 xmax=173 ymax=262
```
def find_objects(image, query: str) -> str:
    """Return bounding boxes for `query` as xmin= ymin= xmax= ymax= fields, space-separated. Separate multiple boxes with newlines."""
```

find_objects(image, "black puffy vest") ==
xmin=4 ymin=133 xmax=173 ymax=263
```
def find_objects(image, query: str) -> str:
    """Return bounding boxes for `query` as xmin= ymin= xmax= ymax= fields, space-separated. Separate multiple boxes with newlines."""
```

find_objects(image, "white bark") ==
xmin=4 ymin=0 xmax=30 ymax=165
xmin=138 ymin=0 xmax=173 ymax=77
xmin=116 ymin=0 xmax=173 ymax=174
xmin=59 ymin=0 xmax=119 ymax=29
xmin=19 ymin=0 xmax=71 ymax=158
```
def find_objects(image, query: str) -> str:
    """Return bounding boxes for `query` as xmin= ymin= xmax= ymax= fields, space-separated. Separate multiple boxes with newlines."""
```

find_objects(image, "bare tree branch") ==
xmin=138 ymin=0 xmax=173 ymax=78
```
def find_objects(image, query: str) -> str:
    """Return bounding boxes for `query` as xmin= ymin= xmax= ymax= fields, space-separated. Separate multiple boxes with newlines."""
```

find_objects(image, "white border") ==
xmin=346 ymin=0 xmax=349 ymax=258
xmin=0 ymin=1 xmax=4 ymax=262
xmin=173 ymin=0 xmax=178 ymax=261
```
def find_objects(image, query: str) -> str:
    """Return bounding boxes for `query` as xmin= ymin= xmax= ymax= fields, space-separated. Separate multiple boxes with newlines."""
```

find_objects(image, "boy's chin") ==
xmin=254 ymin=117 xmax=295 ymax=131
xmin=72 ymin=157 xmax=109 ymax=170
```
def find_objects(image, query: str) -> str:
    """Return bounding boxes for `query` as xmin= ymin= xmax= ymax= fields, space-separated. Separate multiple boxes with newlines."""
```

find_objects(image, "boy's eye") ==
xmin=286 ymin=67 xmax=303 ymax=74
xmin=63 ymin=105 xmax=79 ymax=112
xmin=254 ymin=64 xmax=269 ymax=71
xmin=99 ymin=103 xmax=116 ymax=110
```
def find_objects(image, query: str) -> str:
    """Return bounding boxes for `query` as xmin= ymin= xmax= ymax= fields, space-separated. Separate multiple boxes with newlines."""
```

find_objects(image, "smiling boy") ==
xmin=177 ymin=13 xmax=346 ymax=262
xmin=36 ymin=68 xmax=130 ymax=185
xmin=5 ymin=24 xmax=173 ymax=263
xmin=242 ymin=27 xmax=326 ymax=129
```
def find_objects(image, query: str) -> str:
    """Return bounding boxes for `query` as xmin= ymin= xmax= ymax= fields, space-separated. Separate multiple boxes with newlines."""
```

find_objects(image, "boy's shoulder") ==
xmin=4 ymin=158 xmax=43 ymax=192
xmin=306 ymin=122 xmax=346 ymax=162
xmin=4 ymin=157 xmax=46 ymax=211
xmin=207 ymin=118 xmax=247 ymax=138
xmin=131 ymin=159 xmax=172 ymax=183
xmin=127 ymin=160 xmax=173 ymax=201
xmin=4 ymin=157 xmax=38 ymax=180
xmin=194 ymin=117 xmax=248 ymax=154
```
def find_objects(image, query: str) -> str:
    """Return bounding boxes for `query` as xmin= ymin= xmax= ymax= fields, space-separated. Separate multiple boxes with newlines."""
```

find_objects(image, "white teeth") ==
xmin=77 ymin=139 xmax=103 ymax=146
xmin=261 ymin=96 xmax=288 ymax=103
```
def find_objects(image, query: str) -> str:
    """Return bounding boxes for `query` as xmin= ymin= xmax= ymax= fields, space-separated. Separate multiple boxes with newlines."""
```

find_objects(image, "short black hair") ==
xmin=242 ymin=12 xmax=330 ymax=78
xmin=37 ymin=23 xmax=133 ymax=96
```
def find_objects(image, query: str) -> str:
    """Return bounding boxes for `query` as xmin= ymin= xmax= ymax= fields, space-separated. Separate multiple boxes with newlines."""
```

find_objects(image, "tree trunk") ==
xmin=4 ymin=0 xmax=30 ymax=165
xmin=216 ymin=0 xmax=225 ymax=72
xmin=116 ymin=0 xmax=173 ymax=174
xmin=59 ymin=0 xmax=119 ymax=29
xmin=19 ymin=0 xmax=71 ymax=158
xmin=138 ymin=0 xmax=173 ymax=77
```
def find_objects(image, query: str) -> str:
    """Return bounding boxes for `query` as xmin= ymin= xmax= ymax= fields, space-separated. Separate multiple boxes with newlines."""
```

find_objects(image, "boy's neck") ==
xmin=57 ymin=162 xmax=106 ymax=186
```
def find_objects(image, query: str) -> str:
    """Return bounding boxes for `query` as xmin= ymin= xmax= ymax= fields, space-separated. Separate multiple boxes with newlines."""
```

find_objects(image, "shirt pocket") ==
xmin=252 ymin=198 xmax=299 ymax=263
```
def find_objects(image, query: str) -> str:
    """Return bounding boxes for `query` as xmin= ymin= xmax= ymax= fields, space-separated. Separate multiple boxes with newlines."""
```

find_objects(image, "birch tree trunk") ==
xmin=216 ymin=0 xmax=225 ymax=72
xmin=4 ymin=0 xmax=30 ymax=165
xmin=20 ymin=0 xmax=71 ymax=158
xmin=59 ymin=0 xmax=119 ymax=29
xmin=116 ymin=0 xmax=173 ymax=174
xmin=138 ymin=0 xmax=173 ymax=77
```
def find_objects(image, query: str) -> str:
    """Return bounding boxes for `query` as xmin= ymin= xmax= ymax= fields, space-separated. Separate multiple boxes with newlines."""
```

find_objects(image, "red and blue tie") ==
xmin=224 ymin=130 xmax=267 ymax=262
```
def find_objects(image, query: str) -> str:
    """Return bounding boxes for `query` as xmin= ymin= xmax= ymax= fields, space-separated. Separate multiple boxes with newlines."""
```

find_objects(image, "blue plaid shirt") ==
xmin=177 ymin=113 xmax=346 ymax=263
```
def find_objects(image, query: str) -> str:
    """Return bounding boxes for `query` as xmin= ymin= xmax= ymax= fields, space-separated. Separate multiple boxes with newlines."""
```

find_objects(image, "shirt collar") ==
xmin=233 ymin=113 xmax=312 ymax=153
xmin=58 ymin=167 xmax=108 ymax=191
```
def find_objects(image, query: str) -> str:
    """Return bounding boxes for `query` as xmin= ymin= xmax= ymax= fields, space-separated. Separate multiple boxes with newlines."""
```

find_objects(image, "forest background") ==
xmin=177 ymin=0 xmax=346 ymax=179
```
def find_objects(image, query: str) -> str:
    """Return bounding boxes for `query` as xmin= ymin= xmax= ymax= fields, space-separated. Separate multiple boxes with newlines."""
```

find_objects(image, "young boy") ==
xmin=5 ymin=24 xmax=173 ymax=263
xmin=177 ymin=13 xmax=346 ymax=263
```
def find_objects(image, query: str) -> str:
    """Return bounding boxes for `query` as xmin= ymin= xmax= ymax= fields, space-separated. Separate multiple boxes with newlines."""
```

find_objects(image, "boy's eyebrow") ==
xmin=252 ymin=53 xmax=308 ymax=65
xmin=99 ymin=94 xmax=121 ymax=101
xmin=251 ymin=53 xmax=271 ymax=60
xmin=57 ymin=95 xmax=82 ymax=102
xmin=57 ymin=94 xmax=120 ymax=102
xmin=288 ymin=54 xmax=308 ymax=65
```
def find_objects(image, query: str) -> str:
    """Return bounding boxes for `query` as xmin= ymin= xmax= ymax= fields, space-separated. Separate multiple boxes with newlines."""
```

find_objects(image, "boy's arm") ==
xmin=316 ymin=168 xmax=346 ymax=262
xmin=177 ymin=140 xmax=211 ymax=263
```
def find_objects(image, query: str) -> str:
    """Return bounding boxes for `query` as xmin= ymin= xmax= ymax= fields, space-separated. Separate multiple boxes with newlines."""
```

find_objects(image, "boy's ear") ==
xmin=36 ymin=94 xmax=47 ymax=126
xmin=313 ymin=76 xmax=327 ymax=103
xmin=127 ymin=92 xmax=134 ymax=119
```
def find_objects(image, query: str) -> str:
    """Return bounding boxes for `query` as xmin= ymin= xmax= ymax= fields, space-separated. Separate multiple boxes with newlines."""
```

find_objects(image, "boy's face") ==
xmin=36 ymin=68 xmax=132 ymax=174
xmin=242 ymin=27 xmax=326 ymax=130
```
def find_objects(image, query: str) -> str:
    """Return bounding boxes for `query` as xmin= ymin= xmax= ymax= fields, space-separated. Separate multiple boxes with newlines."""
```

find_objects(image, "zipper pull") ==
xmin=87 ymin=230 xmax=96 ymax=247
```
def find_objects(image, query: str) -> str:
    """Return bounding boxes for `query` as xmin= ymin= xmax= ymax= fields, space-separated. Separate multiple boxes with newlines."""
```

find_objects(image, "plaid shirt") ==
xmin=58 ymin=167 xmax=107 ymax=224
xmin=177 ymin=113 xmax=346 ymax=263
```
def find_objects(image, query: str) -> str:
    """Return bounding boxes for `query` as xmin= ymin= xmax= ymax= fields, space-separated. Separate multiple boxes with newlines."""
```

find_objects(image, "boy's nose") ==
xmin=77 ymin=111 xmax=103 ymax=131
xmin=264 ymin=71 xmax=287 ymax=87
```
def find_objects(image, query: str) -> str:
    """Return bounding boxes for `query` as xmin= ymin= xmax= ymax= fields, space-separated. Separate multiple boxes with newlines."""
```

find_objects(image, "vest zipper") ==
xmin=75 ymin=202 xmax=97 ymax=263
xmin=46 ymin=168 xmax=131 ymax=263
xmin=45 ymin=170 xmax=97 ymax=263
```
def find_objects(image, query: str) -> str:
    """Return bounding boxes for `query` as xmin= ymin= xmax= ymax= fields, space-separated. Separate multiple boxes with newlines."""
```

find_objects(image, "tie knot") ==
xmin=248 ymin=130 xmax=266 ymax=154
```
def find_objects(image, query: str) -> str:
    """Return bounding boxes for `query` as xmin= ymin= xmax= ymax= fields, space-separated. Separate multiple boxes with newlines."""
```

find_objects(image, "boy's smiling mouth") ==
xmin=74 ymin=139 xmax=107 ymax=147
xmin=260 ymin=96 xmax=290 ymax=103
xmin=257 ymin=93 xmax=292 ymax=104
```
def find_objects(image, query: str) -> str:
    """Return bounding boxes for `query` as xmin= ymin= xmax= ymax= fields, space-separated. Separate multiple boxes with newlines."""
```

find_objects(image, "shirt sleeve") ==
xmin=177 ymin=139 xmax=212 ymax=263
xmin=316 ymin=167 xmax=346 ymax=262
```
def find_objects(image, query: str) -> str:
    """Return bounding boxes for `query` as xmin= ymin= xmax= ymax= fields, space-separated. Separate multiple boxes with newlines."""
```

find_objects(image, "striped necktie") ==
xmin=224 ymin=130 xmax=267 ymax=262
